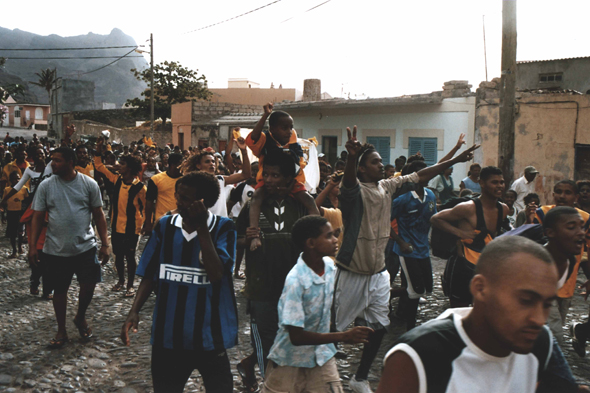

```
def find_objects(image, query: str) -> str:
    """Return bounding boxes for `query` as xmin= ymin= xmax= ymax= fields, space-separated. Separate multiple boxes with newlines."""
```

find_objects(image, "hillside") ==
xmin=0 ymin=27 xmax=148 ymax=106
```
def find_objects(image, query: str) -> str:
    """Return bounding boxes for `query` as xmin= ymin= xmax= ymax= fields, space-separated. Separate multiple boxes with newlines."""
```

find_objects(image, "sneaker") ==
xmin=571 ymin=323 xmax=587 ymax=358
xmin=349 ymin=376 xmax=373 ymax=393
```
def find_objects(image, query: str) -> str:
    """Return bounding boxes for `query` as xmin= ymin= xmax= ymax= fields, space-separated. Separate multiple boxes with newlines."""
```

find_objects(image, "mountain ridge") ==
xmin=0 ymin=27 xmax=148 ymax=107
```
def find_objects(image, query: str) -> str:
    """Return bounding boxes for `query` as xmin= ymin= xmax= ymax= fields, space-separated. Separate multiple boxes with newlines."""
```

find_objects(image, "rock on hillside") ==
xmin=0 ymin=27 xmax=148 ymax=106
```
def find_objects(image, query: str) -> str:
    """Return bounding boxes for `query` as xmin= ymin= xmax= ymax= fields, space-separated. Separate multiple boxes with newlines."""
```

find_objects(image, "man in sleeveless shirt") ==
xmin=376 ymin=236 xmax=581 ymax=393
xmin=431 ymin=166 xmax=509 ymax=308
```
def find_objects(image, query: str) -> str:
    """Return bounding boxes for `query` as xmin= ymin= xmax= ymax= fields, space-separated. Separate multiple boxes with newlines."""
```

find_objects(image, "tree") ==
xmin=125 ymin=61 xmax=212 ymax=126
xmin=0 ymin=84 xmax=24 ymax=105
xmin=30 ymin=68 xmax=57 ymax=102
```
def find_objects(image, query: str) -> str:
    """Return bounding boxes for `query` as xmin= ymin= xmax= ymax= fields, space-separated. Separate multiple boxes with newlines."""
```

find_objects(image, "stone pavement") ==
xmin=0 ymin=228 xmax=590 ymax=392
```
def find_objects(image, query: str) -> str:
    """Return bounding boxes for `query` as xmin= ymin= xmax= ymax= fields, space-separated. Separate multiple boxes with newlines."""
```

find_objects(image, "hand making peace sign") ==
xmin=345 ymin=126 xmax=362 ymax=158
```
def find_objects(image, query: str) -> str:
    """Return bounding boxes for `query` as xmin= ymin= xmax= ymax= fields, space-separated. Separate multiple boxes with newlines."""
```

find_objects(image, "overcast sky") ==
xmin=4 ymin=0 xmax=589 ymax=98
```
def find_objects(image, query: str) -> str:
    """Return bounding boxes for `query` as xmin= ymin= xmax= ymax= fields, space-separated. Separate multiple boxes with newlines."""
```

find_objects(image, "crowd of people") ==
xmin=1 ymin=104 xmax=590 ymax=393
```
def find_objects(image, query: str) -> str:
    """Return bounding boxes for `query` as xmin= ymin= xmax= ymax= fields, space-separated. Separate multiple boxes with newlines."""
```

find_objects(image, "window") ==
xmin=539 ymin=73 xmax=563 ymax=83
xmin=14 ymin=107 xmax=21 ymax=118
xmin=408 ymin=137 xmax=437 ymax=166
xmin=35 ymin=108 xmax=43 ymax=120
xmin=366 ymin=137 xmax=390 ymax=165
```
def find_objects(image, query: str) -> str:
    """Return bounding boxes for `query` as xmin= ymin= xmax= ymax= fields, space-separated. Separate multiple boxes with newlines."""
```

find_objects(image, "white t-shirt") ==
xmin=209 ymin=176 xmax=229 ymax=217
xmin=511 ymin=176 xmax=536 ymax=211
xmin=14 ymin=163 xmax=53 ymax=195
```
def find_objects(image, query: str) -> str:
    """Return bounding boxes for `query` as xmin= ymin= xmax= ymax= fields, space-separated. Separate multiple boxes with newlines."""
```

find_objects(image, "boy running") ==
xmin=262 ymin=215 xmax=372 ymax=393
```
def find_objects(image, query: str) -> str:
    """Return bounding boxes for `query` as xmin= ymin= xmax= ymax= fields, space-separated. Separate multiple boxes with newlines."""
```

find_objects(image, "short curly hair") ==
xmin=291 ymin=215 xmax=329 ymax=250
xmin=175 ymin=171 xmax=220 ymax=208
xmin=119 ymin=155 xmax=143 ymax=176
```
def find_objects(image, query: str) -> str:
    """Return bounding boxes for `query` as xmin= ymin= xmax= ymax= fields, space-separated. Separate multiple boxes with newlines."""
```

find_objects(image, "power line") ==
xmin=184 ymin=0 xmax=284 ymax=34
xmin=65 ymin=48 xmax=141 ymax=76
xmin=0 ymin=46 xmax=138 ymax=51
xmin=281 ymin=0 xmax=333 ymax=23
xmin=5 ymin=56 xmax=143 ymax=60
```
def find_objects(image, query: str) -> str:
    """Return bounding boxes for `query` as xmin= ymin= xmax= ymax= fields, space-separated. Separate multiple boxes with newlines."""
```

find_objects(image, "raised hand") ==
xmin=455 ymin=133 xmax=466 ymax=149
xmin=345 ymin=126 xmax=362 ymax=158
xmin=455 ymin=144 xmax=480 ymax=163
xmin=235 ymin=136 xmax=247 ymax=150
xmin=263 ymin=103 xmax=274 ymax=115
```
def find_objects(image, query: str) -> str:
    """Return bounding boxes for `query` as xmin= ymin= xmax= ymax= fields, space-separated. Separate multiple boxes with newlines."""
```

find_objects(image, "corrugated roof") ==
xmin=517 ymin=56 xmax=590 ymax=64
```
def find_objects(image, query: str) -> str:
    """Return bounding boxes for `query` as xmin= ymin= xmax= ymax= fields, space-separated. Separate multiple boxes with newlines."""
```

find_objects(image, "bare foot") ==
xmin=250 ymin=238 xmax=261 ymax=252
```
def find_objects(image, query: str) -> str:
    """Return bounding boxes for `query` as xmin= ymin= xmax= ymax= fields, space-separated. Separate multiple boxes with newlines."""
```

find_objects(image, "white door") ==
xmin=14 ymin=107 xmax=20 ymax=127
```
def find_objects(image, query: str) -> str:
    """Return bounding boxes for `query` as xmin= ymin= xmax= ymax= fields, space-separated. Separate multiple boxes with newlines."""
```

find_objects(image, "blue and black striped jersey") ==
xmin=137 ymin=213 xmax=238 ymax=351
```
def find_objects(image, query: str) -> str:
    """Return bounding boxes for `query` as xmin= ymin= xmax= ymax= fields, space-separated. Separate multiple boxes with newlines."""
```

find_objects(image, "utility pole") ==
xmin=498 ymin=0 xmax=517 ymax=188
xmin=482 ymin=15 xmax=488 ymax=82
xmin=150 ymin=33 xmax=154 ymax=138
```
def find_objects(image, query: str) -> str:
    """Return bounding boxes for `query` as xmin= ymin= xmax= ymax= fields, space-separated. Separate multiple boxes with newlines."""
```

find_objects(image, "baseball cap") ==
xmin=524 ymin=166 xmax=539 ymax=175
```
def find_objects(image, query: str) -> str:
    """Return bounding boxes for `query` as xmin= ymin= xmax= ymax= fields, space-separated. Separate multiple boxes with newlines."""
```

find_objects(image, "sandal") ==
xmin=30 ymin=287 xmax=40 ymax=296
xmin=41 ymin=294 xmax=53 ymax=301
xmin=237 ymin=361 xmax=258 ymax=392
xmin=111 ymin=282 xmax=125 ymax=292
xmin=124 ymin=288 xmax=136 ymax=298
xmin=48 ymin=336 xmax=68 ymax=349
xmin=234 ymin=271 xmax=245 ymax=280
xmin=73 ymin=318 xmax=93 ymax=340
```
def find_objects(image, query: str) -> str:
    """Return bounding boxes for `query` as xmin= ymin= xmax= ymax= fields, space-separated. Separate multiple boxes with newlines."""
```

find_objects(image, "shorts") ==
xmin=255 ymin=179 xmax=307 ymax=195
xmin=262 ymin=357 xmax=343 ymax=393
xmin=111 ymin=232 xmax=139 ymax=256
xmin=333 ymin=268 xmax=390 ymax=332
xmin=399 ymin=256 xmax=433 ymax=300
xmin=44 ymin=247 xmax=102 ymax=294
xmin=442 ymin=253 xmax=475 ymax=305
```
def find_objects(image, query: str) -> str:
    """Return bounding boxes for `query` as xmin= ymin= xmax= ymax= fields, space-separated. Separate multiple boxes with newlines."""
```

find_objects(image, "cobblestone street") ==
xmin=0 ymin=227 xmax=589 ymax=392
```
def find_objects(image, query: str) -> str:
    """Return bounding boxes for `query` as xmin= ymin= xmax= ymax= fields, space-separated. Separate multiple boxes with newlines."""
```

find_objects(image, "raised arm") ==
xmin=342 ymin=126 xmax=362 ymax=189
xmin=224 ymin=129 xmax=236 ymax=173
xmin=437 ymin=133 xmax=466 ymax=164
xmin=250 ymin=103 xmax=273 ymax=143
xmin=417 ymin=144 xmax=479 ymax=185
xmin=223 ymin=137 xmax=251 ymax=185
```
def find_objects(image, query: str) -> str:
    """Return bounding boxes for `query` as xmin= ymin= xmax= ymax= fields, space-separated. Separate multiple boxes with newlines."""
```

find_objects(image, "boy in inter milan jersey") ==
xmin=262 ymin=216 xmax=372 ymax=393
xmin=390 ymin=160 xmax=437 ymax=330
xmin=121 ymin=171 xmax=237 ymax=393
xmin=95 ymin=138 xmax=146 ymax=297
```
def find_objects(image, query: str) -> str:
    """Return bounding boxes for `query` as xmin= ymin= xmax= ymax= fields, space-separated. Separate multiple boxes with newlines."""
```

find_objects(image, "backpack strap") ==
xmin=474 ymin=198 xmax=486 ymax=231
xmin=494 ymin=201 xmax=504 ymax=238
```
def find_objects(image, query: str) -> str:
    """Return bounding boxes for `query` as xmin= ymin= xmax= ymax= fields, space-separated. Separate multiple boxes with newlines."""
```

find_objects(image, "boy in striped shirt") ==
xmin=121 ymin=171 xmax=237 ymax=393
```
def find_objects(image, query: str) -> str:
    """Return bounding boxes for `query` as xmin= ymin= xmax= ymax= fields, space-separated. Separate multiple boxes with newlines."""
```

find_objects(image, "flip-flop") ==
xmin=124 ymin=288 xmax=136 ymax=298
xmin=48 ymin=336 xmax=68 ymax=349
xmin=234 ymin=272 xmax=245 ymax=280
xmin=236 ymin=362 xmax=258 ymax=392
xmin=73 ymin=318 xmax=93 ymax=340
xmin=111 ymin=282 xmax=125 ymax=292
xmin=41 ymin=294 xmax=53 ymax=301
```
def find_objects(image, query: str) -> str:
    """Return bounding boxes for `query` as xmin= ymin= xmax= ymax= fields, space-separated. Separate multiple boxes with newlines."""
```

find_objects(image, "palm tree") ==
xmin=30 ymin=68 xmax=57 ymax=103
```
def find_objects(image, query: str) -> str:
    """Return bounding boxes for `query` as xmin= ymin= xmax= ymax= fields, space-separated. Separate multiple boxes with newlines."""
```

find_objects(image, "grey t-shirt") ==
xmin=32 ymin=173 xmax=103 ymax=257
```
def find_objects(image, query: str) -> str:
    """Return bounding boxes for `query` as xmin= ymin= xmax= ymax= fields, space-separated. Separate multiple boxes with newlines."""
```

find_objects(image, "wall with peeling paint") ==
xmin=475 ymin=85 xmax=590 ymax=204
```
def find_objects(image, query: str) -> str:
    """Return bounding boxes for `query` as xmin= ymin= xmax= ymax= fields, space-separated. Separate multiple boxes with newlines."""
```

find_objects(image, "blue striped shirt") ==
xmin=136 ymin=213 xmax=238 ymax=351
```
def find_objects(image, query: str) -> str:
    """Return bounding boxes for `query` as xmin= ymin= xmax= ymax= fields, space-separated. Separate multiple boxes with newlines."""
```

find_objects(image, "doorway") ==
xmin=322 ymin=136 xmax=338 ymax=166
xmin=575 ymin=144 xmax=590 ymax=181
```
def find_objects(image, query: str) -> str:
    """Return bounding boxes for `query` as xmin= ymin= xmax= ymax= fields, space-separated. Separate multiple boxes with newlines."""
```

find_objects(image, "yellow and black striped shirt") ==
xmin=94 ymin=156 xmax=146 ymax=235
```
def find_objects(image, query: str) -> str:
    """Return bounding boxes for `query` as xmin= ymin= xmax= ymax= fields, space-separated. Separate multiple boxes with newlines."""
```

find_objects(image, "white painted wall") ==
xmin=288 ymin=97 xmax=476 ymax=189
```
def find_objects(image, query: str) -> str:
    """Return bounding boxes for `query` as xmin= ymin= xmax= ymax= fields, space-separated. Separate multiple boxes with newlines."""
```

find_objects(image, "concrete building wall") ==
xmin=280 ymin=97 xmax=476 ymax=186
xmin=516 ymin=57 xmax=590 ymax=94
xmin=475 ymin=85 xmax=590 ymax=204
xmin=208 ymin=88 xmax=296 ymax=106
